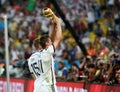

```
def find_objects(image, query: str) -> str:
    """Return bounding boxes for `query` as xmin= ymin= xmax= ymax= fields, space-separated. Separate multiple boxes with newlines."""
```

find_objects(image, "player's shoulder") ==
xmin=44 ymin=44 xmax=55 ymax=53
xmin=48 ymin=44 xmax=55 ymax=50
xmin=33 ymin=51 xmax=41 ymax=56
xmin=28 ymin=52 xmax=40 ymax=63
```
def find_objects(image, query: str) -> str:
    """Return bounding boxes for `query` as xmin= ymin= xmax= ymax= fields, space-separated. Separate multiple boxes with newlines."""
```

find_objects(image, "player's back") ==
xmin=28 ymin=45 xmax=56 ymax=86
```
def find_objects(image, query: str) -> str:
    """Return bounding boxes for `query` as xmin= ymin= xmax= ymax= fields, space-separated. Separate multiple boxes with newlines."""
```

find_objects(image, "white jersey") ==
xmin=28 ymin=45 xmax=56 ymax=86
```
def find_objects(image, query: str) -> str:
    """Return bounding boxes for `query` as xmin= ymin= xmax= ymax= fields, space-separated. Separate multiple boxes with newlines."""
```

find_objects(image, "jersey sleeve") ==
xmin=46 ymin=44 xmax=55 ymax=54
xmin=28 ymin=60 xmax=33 ymax=74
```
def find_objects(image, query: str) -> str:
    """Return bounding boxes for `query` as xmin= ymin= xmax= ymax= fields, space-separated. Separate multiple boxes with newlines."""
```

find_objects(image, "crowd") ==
xmin=0 ymin=0 xmax=120 ymax=85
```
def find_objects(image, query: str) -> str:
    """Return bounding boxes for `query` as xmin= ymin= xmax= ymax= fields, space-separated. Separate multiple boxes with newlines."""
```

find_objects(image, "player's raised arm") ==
xmin=42 ymin=8 xmax=62 ymax=49
xmin=52 ymin=17 xmax=62 ymax=49
xmin=49 ymin=20 xmax=56 ymax=42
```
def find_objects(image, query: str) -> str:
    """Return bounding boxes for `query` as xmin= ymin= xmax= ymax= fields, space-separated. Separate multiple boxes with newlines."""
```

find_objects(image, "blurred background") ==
xmin=0 ymin=0 xmax=120 ymax=86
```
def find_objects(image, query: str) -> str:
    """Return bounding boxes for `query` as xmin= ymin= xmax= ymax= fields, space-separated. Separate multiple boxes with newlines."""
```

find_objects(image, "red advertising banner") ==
xmin=25 ymin=79 xmax=34 ymax=92
xmin=88 ymin=84 xmax=120 ymax=92
xmin=0 ymin=78 xmax=120 ymax=92
xmin=0 ymin=78 xmax=25 ymax=92
xmin=56 ymin=82 xmax=87 ymax=92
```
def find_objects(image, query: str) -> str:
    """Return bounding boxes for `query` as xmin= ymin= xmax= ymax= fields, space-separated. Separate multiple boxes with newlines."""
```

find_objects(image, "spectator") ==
xmin=102 ymin=61 xmax=110 ymax=83
xmin=93 ymin=24 xmax=103 ymax=37
xmin=67 ymin=63 xmax=80 ymax=82
xmin=115 ymin=61 xmax=120 ymax=84
xmin=0 ymin=0 xmax=120 ymax=85
xmin=86 ymin=63 xmax=103 ymax=83
xmin=56 ymin=61 xmax=68 ymax=81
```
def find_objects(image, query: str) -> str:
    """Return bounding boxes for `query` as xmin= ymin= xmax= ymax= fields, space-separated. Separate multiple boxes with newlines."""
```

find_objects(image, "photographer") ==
xmin=67 ymin=63 xmax=80 ymax=82
xmin=105 ymin=52 xmax=120 ymax=85
xmin=86 ymin=62 xmax=104 ymax=83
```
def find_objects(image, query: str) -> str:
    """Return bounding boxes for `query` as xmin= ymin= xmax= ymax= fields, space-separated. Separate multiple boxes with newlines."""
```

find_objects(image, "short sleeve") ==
xmin=28 ymin=60 xmax=33 ymax=74
xmin=46 ymin=45 xmax=55 ymax=54
xmin=63 ymin=70 xmax=68 ymax=76
xmin=28 ymin=58 xmax=33 ymax=74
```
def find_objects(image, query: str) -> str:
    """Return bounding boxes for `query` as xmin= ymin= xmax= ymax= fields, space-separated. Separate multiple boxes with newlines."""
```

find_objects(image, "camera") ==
xmin=99 ymin=63 xmax=103 ymax=67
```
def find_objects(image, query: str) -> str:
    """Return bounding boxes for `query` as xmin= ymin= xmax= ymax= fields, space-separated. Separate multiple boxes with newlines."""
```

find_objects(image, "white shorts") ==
xmin=34 ymin=85 xmax=57 ymax=92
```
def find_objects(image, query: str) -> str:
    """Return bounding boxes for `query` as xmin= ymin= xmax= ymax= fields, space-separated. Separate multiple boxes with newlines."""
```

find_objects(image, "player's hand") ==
xmin=52 ymin=16 xmax=61 ymax=26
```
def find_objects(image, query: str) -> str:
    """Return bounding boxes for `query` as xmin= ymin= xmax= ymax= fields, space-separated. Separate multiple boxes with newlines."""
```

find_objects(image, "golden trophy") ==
xmin=42 ymin=8 xmax=56 ymax=19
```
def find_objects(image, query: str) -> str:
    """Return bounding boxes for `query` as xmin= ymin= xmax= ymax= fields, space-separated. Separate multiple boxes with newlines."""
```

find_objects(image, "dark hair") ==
xmin=33 ymin=38 xmax=40 ymax=49
xmin=39 ymin=35 xmax=49 ymax=49
xmin=87 ymin=63 xmax=95 ymax=68
xmin=58 ymin=61 xmax=64 ymax=66
xmin=72 ymin=63 xmax=79 ymax=69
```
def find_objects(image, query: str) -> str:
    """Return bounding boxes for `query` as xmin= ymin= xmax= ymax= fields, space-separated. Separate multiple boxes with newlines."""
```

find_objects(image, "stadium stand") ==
xmin=0 ymin=0 xmax=120 ymax=85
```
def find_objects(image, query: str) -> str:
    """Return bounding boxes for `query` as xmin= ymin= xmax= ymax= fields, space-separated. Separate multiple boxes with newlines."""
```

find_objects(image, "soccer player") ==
xmin=28 ymin=13 xmax=62 ymax=92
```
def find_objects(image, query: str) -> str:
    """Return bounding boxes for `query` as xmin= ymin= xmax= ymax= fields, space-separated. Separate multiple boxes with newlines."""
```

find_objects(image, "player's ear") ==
xmin=45 ymin=41 xmax=49 ymax=47
xmin=38 ymin=44 xmax=42 ymax=49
